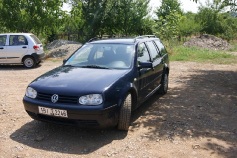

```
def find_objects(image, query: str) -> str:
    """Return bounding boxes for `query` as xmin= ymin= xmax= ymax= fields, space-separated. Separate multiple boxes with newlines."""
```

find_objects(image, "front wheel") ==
xmin=158 ymin=73 xmax=168 ymax=94
xmin=23 ymin=57 xmax=35 ymax=68
xmin=117 ymin=93 xmax=132 ymax=131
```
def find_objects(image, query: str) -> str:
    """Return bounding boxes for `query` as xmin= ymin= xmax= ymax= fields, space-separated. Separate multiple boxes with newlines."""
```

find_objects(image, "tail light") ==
xmin=33 ymin=45 xmax=40 ymax=51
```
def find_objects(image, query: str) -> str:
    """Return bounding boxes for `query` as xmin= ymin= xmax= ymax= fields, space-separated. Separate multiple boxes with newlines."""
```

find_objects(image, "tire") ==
xmin=158 ymin=73 xmax=168 ymax=94
xmin=117 ymin=93 xmax=132 ymax=131
xmin=23 ymin=57 xmax=35 ymax=68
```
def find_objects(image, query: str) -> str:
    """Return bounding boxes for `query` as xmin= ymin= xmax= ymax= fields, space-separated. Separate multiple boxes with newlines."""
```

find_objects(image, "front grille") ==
xmin=37 ymin=92 xmax=78 ymax=104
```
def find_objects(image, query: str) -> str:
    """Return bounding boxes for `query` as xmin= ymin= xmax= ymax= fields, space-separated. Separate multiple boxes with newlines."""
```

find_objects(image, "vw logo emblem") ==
xmin=51 ymin=94 xmax=59 ymax=103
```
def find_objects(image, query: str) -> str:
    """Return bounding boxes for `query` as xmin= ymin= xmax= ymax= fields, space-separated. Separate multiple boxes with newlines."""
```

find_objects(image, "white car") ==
xmin=0 ymin=33 xmax=45 ymax=68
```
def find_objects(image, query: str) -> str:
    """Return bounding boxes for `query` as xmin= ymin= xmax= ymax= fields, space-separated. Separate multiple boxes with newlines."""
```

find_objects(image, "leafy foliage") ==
xmin=154 ymin=0 xmax=182 ymax=41
xmin=195 ymin=0 xmax=237 ymax=41
xmin=0 ymin=0 xmax=66 ymax=42
xmin=73 ymin=0 xmax=152 ymax=41
xmin=156 ymin=0 xmax=182 ymax=20
xmin=0 ymin=0 xmax=236 ymax=44
xmin=178 ymin=12 xmax=201 ymax=39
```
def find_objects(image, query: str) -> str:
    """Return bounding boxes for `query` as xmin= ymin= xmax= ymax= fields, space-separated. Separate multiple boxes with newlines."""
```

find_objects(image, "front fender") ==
xmin=116 ymin=82 xmax=138 ymax=110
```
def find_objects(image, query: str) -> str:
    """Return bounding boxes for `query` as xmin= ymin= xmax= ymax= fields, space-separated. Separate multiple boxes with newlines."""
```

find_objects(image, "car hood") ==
xmin=30 ymin=66 xmax=130 ymax=94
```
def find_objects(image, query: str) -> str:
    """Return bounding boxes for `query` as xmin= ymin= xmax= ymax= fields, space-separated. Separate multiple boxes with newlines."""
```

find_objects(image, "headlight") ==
xmin=79 ymin=94 xmax=103 ymax=105
xmin=25 ymin=87 xmax=37 ymax=99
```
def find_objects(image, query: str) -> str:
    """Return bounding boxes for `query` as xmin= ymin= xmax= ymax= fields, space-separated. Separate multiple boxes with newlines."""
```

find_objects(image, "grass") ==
xmin=228 ymin=40 xmax=237 ymax=52
xmin=169 ymin=45 xmax=237 ymax=64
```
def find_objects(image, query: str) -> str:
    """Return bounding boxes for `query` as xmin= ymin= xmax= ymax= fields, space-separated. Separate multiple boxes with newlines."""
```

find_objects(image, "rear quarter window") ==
xmin=30 ymin=35 xmax=41 ymax=44
xmin=154 ymin=40 xmax=167 ymax=56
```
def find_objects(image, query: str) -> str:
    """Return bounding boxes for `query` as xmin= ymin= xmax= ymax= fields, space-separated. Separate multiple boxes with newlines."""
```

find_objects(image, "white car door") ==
xmin=0 ymin=35 xmax=7 ymax=63
xmin=5 ymin=35 xmax=29 ymax=64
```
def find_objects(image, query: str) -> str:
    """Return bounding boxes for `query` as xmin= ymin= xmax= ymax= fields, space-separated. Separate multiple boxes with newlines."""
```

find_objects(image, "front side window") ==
xmin=10 ymin=35 xmax=28 ymax=46
xmin=65 ymin=43 xmax=134 ymax=69
xmin=137 ymin=43 xmax=150 ymax=63
xmin=0 ymin=35 xmax=7 ymax=46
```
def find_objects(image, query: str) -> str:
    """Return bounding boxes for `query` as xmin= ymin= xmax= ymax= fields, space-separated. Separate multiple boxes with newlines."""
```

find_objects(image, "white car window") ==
xmin=0 ymin=35 xmax=7 ymax=46
xmin=9 ymin=35 xmax=28 ymax=46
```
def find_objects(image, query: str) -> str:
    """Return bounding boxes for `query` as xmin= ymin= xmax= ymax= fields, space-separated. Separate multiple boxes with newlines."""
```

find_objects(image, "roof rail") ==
xmin=88 ymin=35 xmax=117 ymax=42
xmin=134 ymin=35 xmax=157 ymax=42
xmin=135 ymin=35 xmax=156 ymax=39
xmin=88 ymin=37 xmax=100 ymax=42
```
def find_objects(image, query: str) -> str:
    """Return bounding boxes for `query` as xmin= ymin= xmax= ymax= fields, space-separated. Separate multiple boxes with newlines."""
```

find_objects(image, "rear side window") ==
xmin=9 ymin=35 xmax=28 ymax=46
xmin=146 ymin=41 xmax=160 ymax=61
xmin=30 ymin=35 xmax=41 ymax=44
xmin=154 ymin=40 xmax=167 ymax=56
xmin=0 ymin=35 xmax=7 ymax=46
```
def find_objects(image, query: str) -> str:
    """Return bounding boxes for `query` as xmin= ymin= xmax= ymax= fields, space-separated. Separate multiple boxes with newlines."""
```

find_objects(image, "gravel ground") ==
xmin=0 ymin=60 xmax=236 ymax=158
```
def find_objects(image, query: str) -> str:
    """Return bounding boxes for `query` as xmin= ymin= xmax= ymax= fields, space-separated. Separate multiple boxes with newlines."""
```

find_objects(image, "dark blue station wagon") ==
xmin=23 ymin=35 xmax=170 ymax=130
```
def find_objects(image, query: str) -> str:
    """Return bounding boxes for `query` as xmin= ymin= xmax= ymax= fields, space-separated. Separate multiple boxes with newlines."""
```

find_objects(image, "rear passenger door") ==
xmin=0 ymin=35 xmax=7 ymax=63
xmin=5 ymin=35 xmax=29 ymax=63
xmin=145 ymin=41 xmax=164 ymax=90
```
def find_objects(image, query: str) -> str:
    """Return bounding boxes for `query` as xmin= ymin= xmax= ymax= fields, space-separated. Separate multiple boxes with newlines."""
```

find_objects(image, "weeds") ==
xmin=169 ymin=45 xmax=237 ymax=64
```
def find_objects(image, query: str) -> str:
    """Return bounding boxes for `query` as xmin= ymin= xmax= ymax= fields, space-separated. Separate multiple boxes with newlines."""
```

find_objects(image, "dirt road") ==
xmin=0 ymin=60 xmax=236 ymax=158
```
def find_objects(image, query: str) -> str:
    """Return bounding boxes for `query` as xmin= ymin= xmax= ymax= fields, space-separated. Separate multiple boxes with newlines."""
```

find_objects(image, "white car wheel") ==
xmin=23 ymin=57 xmax=35 ymax=68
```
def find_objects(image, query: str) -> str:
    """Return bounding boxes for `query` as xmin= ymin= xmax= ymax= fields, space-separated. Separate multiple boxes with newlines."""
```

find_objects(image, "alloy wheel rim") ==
xmin=25 ymin=58 xmax=33 ymax=67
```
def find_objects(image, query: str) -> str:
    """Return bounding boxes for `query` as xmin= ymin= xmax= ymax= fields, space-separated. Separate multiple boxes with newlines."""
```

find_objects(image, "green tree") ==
xmin=155 ymin=0 xmax=183 ymax=41
xmin=196 ymin=7 xmax=222 ymax=35
xmin=0 ymin=0 xmax=66 ymax=41
xmin=178 ymin=12 xmax=201 ymax=40
xmin=196 ymin=0 xmax=237 ymax=40
xmin=113 ymin=0 xmax=151 ymax=36
xmin=218 ymin=12 xmax=237 ymax=41
xmin=68 ymin=0 xmax=151 ymax=41
xmin=223 ymin=0 xmax=237 ymax=11
xmin=63 ymin=1 xmax=84 ymax=41
xmin=156 ymin=0 xmax=182 ymax=20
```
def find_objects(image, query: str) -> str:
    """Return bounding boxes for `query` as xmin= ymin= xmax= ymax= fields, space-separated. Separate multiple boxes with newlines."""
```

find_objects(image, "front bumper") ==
xmin=23 ymin=96 xmax=119 ymax=128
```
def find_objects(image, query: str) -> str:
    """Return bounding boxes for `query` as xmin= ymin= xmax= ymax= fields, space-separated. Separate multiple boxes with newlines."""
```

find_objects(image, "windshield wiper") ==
xmin=82 ymin=65 xmax=109 ymax=69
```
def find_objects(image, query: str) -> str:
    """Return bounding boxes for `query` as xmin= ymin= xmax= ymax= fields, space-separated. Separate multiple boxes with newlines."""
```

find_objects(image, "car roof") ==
xmin=0 ymin=33 xmax=34 ymax=36
xmin=89 ymin=35 xmax=160 ymax=44
xmin=91 ymin=39 xmax=135 ymax=44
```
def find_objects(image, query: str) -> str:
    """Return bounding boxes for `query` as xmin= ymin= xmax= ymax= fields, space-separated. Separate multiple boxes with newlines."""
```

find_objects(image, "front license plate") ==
xmin=38 ymin=106 xmax=68 ymax=118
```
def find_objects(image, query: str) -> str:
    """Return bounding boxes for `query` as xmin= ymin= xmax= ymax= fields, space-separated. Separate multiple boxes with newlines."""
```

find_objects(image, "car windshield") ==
xmin=65 ymin=43 xmax=134 ymax=69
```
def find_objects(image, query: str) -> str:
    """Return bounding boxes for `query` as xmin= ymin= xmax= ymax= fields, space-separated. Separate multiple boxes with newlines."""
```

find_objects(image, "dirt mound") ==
xmin=45 ymin=40 xmax=82 ymax=58
xmin=184 ymin=34 xmax=230 ymax=50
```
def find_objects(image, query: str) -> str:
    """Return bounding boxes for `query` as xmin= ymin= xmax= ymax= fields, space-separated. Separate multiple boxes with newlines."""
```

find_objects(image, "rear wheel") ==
xmin=158 ymin=73 xmax=168 ymax=94
xmin=23 ymin=57 xmax=35 ymax=68
xmin=117 ymin=93 xmax=132 ymax=131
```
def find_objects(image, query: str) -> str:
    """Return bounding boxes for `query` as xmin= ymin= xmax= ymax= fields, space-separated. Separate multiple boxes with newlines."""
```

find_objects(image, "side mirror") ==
xmin=138 ymin=61 xmax=153 ymax=69
xmin=63 ymin=59 xmax=67 ymax=65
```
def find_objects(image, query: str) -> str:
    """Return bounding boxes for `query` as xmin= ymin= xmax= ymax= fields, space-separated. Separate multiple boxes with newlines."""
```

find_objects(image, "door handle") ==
xmin=22 ymin=46 xmax=27 ymax=48
xmin=0 ymin=47 xmax=4 ymax=49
